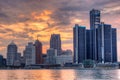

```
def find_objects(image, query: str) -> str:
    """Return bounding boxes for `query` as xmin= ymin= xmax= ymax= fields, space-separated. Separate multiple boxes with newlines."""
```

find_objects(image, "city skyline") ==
xmin=0 ymin=0 xmax=120 ymax=61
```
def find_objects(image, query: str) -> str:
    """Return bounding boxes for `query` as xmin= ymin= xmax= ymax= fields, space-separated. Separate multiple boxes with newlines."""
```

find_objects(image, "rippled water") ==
xmin=0 ymin=69 xmax=120 ymax=80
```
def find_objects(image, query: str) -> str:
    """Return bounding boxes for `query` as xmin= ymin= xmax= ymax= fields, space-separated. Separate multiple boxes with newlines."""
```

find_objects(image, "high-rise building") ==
xmin=73 ymin=9 xmax=117 ymax=64
xmin=23 ymin=42 xmax=35 ymax=65
xmin=90 ymin=9 xmax=101 ymax=29
xmin=112 ymin=28 xmax=117 ymax=62
xmin=97 ymin=23 xmax=112 ymax=63
xmin=90 ymin=9 xmax=101 ymax=61
xmin=86 ymin=30 xmax=91 ymax=59
xmin=34 ymin=40 xmax=43 ymax=64
xmin=50 ymin=34 xmax=62 ymax=55
xmin=7 ymin=41 xmax=18 ymax=66
xmin=73 ymin=24 xmax=86 ymax=63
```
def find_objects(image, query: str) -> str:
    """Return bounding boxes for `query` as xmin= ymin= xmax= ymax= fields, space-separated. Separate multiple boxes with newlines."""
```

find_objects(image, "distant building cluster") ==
xmin=73 ymin=9 xmax=117 ymax=64
xmin=0 ymin=9 xmax=118 ymax=68
xmin=5 ymin=34 xmax=73 ymax=67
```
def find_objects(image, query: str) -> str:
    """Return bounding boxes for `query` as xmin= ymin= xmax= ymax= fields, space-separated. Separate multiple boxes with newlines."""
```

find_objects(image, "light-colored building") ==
xmin=14 ymin=52 xmax=21 ymax=66
xmin=56 ymin=54 xmax=73 ymax=66
xmin=23 ymin=42 xmax=35 ymax=66
xmin=7 ymin=41 xmax=18 ymax=66
xmin=46 ymin=48 xmax=57 ymax=64
xmin=62 ymin=49 xmax=72 ymax=55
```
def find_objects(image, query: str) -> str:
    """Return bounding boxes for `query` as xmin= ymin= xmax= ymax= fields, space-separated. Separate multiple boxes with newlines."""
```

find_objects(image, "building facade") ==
xmin=24 ymin=42 xmax=35 ymax=66
xmin=46 ymin=48 xmax=57 ymax=64
xmin=90 ymin=9 xmax=101 ymax=61
xmin=7 ymin=41 xmax=18 ymax=66
xmin=112 ymin=28 xmax=117 ymax=62
xmin=34 ymin=40 xmax=43 ymax=64
xmin=97 ymin=23 xmax=113 ymax=63
xmin=50 ymin=34 xmax=62 ymax=55
xmin=73 ymin=24 xmax=86 ymax=63
xmin=73 ymin=9 xmax=117 ymax=64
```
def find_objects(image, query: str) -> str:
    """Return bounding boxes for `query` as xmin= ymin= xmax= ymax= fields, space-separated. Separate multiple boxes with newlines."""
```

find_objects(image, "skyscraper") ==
xmin=97 ymin=23 xmax=112 ymax=63
xmin=34 ymin=40 xmax=43 ymax=64
xmin=73 ymin=9 xmax=117 ymax=64
xmin=112 ymin=28 xmax=117 ymax=62
xmin=90 ymin=9 xmax=101 ymax=61
xmin=73 ymin=24 xmax=86 ymax=63
xmin=90 ymin=9 xmax=101 ymax=29
xmin=7 ymin=41 xmax=18 ymax=66
xmin=86 ymin=30 xmax=91 ymax=59
xmin=23 ymin=42 xmax=35 ymax=65
xmin=50 ymin=34 xmax=62 ymax=55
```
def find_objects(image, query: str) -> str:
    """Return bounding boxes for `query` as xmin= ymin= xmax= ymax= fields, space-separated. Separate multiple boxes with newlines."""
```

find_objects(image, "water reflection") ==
xmin=0 ymin=69 xmax=120 ymax=80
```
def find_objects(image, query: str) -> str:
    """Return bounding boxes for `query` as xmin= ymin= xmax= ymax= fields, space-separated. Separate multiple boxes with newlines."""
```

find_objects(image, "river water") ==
xmin=0 ymin=69 xmax=120 ymax=80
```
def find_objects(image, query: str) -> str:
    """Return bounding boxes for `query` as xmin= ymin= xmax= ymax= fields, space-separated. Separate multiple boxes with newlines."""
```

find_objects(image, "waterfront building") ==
xmin=50 ymin=34 xmax=62 ymax=55
xmin=34 ymin=40 xmax=43 ymax=64
xmin=73 ymin=9 xmax=117 ymax=64
xmin=23 ymin=42 xmax=35 ymax=65
xmin=62 ymin=49 xmax=72 ymax=55
xmin=56 ymin=54 xmax=73 ymax=66
xmin=7 ymin=41 xmax=18 ymax=66
xmin=112 ymin=28 xmax=117 ymax=62
xmin=0 ymin=55 xmax=5 ymax=67
xmin=90 ymin=9 xmax=101 ymax=61
xmin=86 ymin=30 xmax=91 ymax=59
xmin=97 ymin=23 xmax=112 ymax=63
xmin=73 ymin=24 xmax=86 ymax=63
xmin=46 ymin=48 xmax=57 ymax=64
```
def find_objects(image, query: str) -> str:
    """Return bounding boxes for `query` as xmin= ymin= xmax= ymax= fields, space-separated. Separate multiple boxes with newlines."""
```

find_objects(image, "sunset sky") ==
xmin=0 ymin=0 xmax=120 ymax=60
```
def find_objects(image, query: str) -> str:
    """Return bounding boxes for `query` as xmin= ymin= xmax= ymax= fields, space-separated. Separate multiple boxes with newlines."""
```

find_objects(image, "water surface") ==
xmin=0 ymin=69 xmax=120 ymax=80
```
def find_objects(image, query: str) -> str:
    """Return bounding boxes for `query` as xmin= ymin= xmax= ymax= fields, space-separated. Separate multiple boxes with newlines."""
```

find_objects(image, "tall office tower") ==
xmin=7 ymin=41 xmax=18 ymax=66
xmin=97 ymin=23 xmax=112 ymax=63
xmin=23 ymin=42 xmax=35 ymax=65
xmin=86 ymin=30 xmax=91 ymax=59
xmin=112 ymin=28 xmax=117 ymax=62
xmin=34 ymin=40 xmax=43 ymax=64
xmin=90 ymin=9 xmax=101 ymax=61
xmin=90 ymin=9 xmax=101 ymax=29
xmin=73 ymin=24 xmax=86 ymax=64
xmin=50 ymin=34 xmax=62 ymax=55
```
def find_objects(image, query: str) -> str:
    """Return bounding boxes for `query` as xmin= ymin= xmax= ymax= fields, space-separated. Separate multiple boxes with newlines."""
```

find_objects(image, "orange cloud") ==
xmin=32 ymin=10 xmax=52 ymax=21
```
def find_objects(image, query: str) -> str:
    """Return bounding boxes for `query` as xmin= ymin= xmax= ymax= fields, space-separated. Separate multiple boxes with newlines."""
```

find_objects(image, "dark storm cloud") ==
xmin=0 ymin=0 xmax=119 ymax=25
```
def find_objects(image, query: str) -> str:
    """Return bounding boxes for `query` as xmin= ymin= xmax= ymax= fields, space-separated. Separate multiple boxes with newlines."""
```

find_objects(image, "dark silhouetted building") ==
xmin=0 ymin=55 xmax=6 ymax=67
xmin=112 ymin=28 xmax=117 ymax=62
xmin=50 ymin=34 xmax=62 ymax=55
xmin=73 ymin=24 xmax=86 ymax=63
xmin=73 ymin=9 xmax=117 ymax=64
xmin=90 ymin=9 xmax=101 ymax=61
xmin=34 ymin=40 xmax=43 ymax=64
xmin=90 ymin=9 xmax=101 ymax=29
xmin=97 ymin=23 xmax=112 ymax=63
xmin=86 ymin=30 xmax=91 ymax=59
